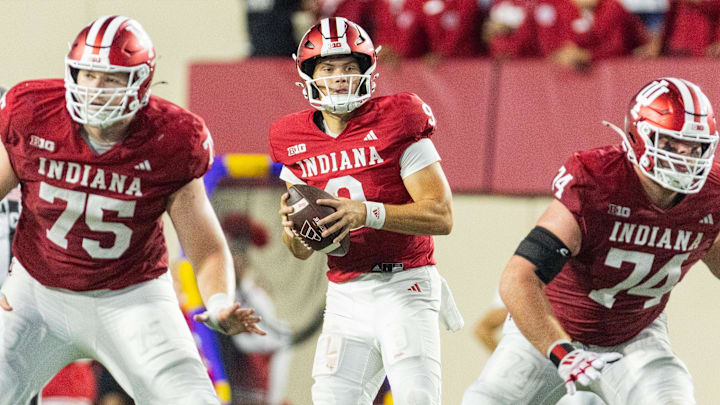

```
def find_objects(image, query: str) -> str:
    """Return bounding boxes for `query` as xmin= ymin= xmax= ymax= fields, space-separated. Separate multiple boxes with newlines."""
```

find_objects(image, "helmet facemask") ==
xmin=63 ymin=16 xmax=156 ymax=129
xmin=633 ymin=121 xmax=718 ymax=194
xmin=65 ymin=61 xmax=151 ymax=128
xmin=294 ymin=17 xmax=378 ymax=115
xmin=298 ymin=65 xmax=376 ymax=114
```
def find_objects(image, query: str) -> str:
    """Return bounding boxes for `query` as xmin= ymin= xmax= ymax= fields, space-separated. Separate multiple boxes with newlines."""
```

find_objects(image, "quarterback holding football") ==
xmin=271 ymin=17 xmax=461 ymax=404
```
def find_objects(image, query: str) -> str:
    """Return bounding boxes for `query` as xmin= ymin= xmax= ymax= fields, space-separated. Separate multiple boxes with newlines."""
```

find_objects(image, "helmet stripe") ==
xmin=665 ymin=77 xmax=699 ymax=125
xmin=98 ymin=16 xmax=130 ymax=59
xmin=320 ymin=18 xmax=331 ymax=38
xmin=329 ymin=17 xmax=338 ymax=38
xmin=685 ymin=81 xmax=702 ymax=123
xmin=335 ymin=17 xmax=346 ymax=38
xmin=91 ymin=16 xmax=117 ymax=55
xmin=83 ymin=15 xmax=112 ymax=60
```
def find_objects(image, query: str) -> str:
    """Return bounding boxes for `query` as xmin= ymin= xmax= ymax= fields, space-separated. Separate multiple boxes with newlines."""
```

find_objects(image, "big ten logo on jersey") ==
xmin=30 ymin=135 xmax=56 ymax=152
xmin=552 ymin=166 xmax=573 ymax=199
xmin=631 ymin=79 xmax=669 ymax=120
xmin=608 ymin=203 xmax=631 ymax=218
xmin=288 ymin=143 xmax=306 ymax=157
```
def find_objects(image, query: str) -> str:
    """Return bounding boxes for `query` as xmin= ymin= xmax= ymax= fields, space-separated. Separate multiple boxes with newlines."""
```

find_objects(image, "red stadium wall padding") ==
xmin=372 ymin=60 xmax=495 ymax=192
xmin=491 ymin=58 xmax=720 ymax=194
xmin=189 ymin=58 xmax=720 ymax=195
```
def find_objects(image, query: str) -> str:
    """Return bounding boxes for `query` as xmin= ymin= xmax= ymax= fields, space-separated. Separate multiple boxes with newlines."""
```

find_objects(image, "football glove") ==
xmin=548 ymin=340 xmax=622 ymax=395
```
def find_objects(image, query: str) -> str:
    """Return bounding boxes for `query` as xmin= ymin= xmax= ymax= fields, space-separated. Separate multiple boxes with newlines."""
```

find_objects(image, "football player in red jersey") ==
xmin=0 ymin=16 xmax=264 ymax=405
xmin=463 ymin=77 xmax=720 ymax=405
xmin=270 ymin=17 xmax=459 ymax=405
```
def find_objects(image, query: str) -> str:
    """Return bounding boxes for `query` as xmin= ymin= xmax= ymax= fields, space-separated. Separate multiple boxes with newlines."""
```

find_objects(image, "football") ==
xmin=286 ymin=184 xmax=350 ymax=257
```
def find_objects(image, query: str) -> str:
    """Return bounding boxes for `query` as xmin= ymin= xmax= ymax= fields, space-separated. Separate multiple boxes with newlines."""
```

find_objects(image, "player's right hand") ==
xmin=0 ymin=291 xmax=12 ymax=311
xmin=278 ymin=193 xmax=312 ymax=255
xmin=549 ymin=341 xmax=622 ymax=395
xmin=278 ymin=192 xmax=295 ymax=239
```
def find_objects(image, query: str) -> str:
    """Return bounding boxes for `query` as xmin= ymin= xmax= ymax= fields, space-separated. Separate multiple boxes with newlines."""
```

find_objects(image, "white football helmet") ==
xmin=294 ymin=17 xmax=378 ymax=114
xmin=64 ymin=16 xmax=156 ymax=128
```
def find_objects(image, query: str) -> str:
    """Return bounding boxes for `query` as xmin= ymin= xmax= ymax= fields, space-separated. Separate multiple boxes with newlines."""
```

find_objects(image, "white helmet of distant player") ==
xmin=605 ymin=77 xmax=719 ymax=194
xmin=65 ymin=16 xmax=156 ymax=128
xmin=294 ymin=17 xmax=378 ymax=114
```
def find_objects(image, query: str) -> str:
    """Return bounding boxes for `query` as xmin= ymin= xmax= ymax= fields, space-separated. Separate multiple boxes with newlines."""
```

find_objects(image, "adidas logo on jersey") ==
xmin=408 ymin=283 xmax=422 ymax=292
xmin=134 ymin=160 xmax=152 ymax=171
xmin=699 ymin=214 xmax=714 ymax=225
xmin=363 ymin=130 xmax=378 ymax=141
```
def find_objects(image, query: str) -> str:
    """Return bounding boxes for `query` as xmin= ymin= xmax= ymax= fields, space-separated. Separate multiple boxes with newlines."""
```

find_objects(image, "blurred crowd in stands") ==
xmin=245 ymin=0 xmax=720 ymax=70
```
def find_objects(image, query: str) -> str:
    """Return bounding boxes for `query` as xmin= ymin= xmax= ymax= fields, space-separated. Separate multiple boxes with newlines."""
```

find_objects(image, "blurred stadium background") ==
xmin=2 ymin=1 xmax=719 ymax=403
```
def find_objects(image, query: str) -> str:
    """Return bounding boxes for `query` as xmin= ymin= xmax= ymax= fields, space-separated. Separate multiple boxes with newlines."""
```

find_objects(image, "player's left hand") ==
xmin=194 ymin=303 xmax=266 ymax=336
xmin=316 ymin=197 xmax=366 ymax=243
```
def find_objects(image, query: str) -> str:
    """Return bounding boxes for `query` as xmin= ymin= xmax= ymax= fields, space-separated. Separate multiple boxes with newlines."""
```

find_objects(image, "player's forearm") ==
xmin=193 ymin=247 xmax=236 ymax=304
xmin=282 ymin=229 xmax=313 ymax=260
xmin=499 ymin=256 xmax=570 ymax=355
xmin=380 ymin=199 xmax=452 ymax=235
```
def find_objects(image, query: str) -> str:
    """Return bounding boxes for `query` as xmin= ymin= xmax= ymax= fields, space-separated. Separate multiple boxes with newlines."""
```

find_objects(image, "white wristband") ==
xmin=202 ymin=292 xmax=234 ymax=333
xmin=363 ymin=201 xmax=386 ymax=229
xmin=207 ymin=292 xmax=233 ymax=315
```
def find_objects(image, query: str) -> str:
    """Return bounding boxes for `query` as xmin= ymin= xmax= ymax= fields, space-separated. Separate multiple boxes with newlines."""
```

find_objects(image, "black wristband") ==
xmin=549 ymin=342 xmax=576 ymax=368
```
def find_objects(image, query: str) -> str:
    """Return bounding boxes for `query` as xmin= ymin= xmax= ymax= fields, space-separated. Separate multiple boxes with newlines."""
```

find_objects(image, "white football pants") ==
xmin=311 ymin=266 xmax=442 ymax=405
xmin=0 ymin=259 xmax=220 ymax=405
xmin=462 ymin=313 xmax=695 ymax=405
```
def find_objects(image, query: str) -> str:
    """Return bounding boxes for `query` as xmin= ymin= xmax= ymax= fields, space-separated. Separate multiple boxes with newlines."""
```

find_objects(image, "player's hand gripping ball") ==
xmin=286 ymin=185 xmax=350 ymax=256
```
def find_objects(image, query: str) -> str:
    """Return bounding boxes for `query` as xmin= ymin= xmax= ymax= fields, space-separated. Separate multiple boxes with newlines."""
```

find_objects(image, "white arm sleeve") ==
xmin=400 ymin=138 xmax=441 ymax=179
xmin=279 ymin=165 xmax=306 ymax=185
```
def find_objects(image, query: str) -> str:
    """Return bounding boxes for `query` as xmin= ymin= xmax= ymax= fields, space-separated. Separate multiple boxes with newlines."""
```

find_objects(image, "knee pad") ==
xmin=387 ymin=360 xmax=440 ymax=405
xmin=312 ymin=334 xmax=385 ymax=404
xmin=399 ymin=376 xmax=437 ymax=405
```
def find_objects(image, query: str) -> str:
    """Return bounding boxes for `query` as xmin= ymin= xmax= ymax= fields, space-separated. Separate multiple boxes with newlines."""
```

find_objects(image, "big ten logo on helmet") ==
xmin=30 ymin=135 xmax=55 ymax=152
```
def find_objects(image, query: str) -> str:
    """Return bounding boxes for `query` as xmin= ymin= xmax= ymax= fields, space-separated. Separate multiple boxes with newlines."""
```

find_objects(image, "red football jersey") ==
xmin=417 ymin=0 xmax=485 ymax=57
xmin=532 ymin=0 xmax=646 ymax=59
xmin=662 ymin=0 xmax=720 ymax=57
xmin=371 ymin=0 xmax=428 ymax=57
xmin=0 ymin=80 xmax=213 ymax=291
xmin=269 ymin=93 xmax=437 ymax=282
xmin=546 ymin=145 xmax=720 ymax=346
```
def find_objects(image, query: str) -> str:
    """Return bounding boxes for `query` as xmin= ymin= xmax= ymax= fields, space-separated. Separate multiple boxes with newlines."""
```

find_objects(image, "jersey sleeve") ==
xmin=400 ymin=138 xmax=441 ymax=179
xmin=268 ymin=120 xmax=282 ymax=164
xmin=185 ymin=117 xmax=214 ymax=181
xmin=0 ymin=85 xmax=18 ymax=148
xmin=552 ymin=152 xmax=589 ymax=222
xmin=401 ymin=93 xmax=437 ymax=141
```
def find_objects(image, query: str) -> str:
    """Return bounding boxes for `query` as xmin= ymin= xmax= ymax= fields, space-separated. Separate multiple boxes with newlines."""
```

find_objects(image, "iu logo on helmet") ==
xmin=631 ymin=80 xmax=670 ymax=120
